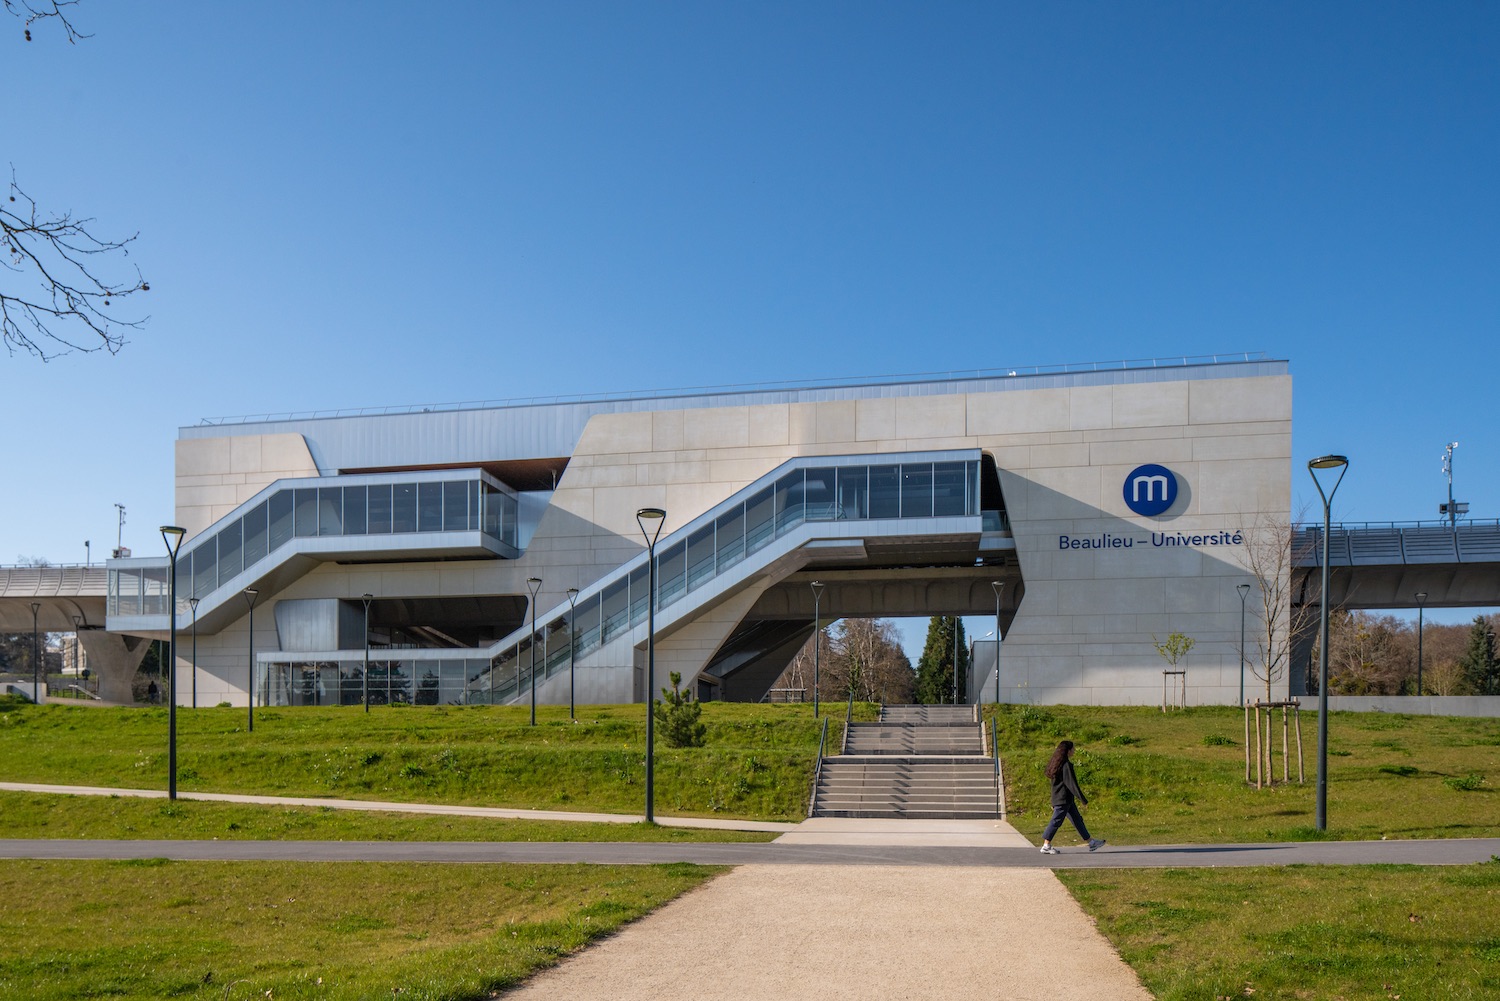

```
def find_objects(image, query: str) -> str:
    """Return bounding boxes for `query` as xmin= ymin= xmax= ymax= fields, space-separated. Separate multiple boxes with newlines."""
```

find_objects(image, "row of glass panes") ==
xmin=108 ymin=476 xmax=518 ymax=613
xmin=485 ymin=459 xmax=981 ymax=689
xmin=264 ymin=660 xmax=493 ymax=707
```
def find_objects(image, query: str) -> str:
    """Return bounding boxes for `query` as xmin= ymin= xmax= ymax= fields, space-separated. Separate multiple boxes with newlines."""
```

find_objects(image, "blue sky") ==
xmin=4 ymin=3 xmax=1497 ymax=648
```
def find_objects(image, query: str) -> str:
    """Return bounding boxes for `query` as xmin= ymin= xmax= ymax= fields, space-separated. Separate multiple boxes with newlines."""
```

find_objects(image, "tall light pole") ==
xmin=160 ymin=525 xmax=186 ymax=800
xmin=637 ymin=507 xmax=665 ymax=824
xmin=810 ymin=580 xmax=824 ymax=718
xmin=30 ymin=601 xmax=41 ymax=703
xmin=1237 ymin=583 xmax=1251 ymax=707
xmin=187 ymin=597 xmax=200 ymax=709
xmin=953 ymin=617 xmax=960 ymax=705
xmin=991 ymin=581 xmax=1004 ymax=705
xmin=1309 ymin=454 xmax=1349 ymax=832
xmin=566 ymin=587 xmax=580 ymax=720
xmin=1415 ymin=591 xmax=1428 ymax=696
xmin=1443 ymin=442 xmax=1459 ymax=528
xmin=526 ymin=577 xmax=542 ymax=726
xmin=361 ymin=593 xmax=374 ymax=712
xmin=242 ymin=588 xmax=259 ymax=732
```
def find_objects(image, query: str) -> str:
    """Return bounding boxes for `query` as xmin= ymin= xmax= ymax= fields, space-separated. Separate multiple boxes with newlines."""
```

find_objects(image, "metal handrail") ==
xmin=991 ymin=718 xmax=1006 ymax=819
xmin=1299 ymin=518 xmax=1498 ymax=532
xmin=196 ymin=352 xmax=1272 ymax=426
xmin=808 ymin=716 xmax=830 ymax=818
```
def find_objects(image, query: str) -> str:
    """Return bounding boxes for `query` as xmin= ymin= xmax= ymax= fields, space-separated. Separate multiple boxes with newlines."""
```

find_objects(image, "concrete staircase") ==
xmin=810 ymin=705 xmax=1002 ymax=819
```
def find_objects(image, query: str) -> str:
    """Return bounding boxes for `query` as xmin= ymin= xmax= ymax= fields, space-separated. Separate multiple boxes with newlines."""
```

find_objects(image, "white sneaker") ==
xmin=1088 ymin=839 xmax=1106 ymax=852
xmin=1039 ymin=845 xmax=1059 ymax=855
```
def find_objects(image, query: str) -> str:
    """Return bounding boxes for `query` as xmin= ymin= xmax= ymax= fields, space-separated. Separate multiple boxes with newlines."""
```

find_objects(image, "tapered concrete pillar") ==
xmin=77 ymin=632 xmax=152 ymax=704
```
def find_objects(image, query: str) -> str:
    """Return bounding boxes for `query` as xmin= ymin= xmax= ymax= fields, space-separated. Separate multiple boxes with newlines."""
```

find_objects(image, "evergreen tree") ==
xmin=914 ymin=616 xmax=968 ymax=704
xmin=1459 ymin=616 xmax=1498 ymax=696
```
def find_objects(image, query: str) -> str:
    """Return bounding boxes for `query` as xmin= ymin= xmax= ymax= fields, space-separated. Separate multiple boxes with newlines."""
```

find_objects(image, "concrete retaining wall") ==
xmin=1326 ymin=695 xmax=1500 ymax=717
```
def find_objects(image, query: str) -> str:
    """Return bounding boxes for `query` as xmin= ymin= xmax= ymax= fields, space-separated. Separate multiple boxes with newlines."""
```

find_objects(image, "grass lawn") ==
xmin=1059 ymin=862 xmax=1500 ymax=1001
xmin=988 ymin=704 xmax=1500 ymax=845
xmin=0 ymin=791 xmax=779 ymax=842
xmin=0 ymin=700 xmax=878 ymax=821
xmin=0 ymin=858 xmax=722 ymax=1001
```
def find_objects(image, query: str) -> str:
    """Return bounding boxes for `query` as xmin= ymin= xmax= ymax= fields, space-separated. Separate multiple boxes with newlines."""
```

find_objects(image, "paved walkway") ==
xmin=0 ymin=781 xmax=796 ymax=832
xmin=504 ymin=864 xmax=1152 ymax=1001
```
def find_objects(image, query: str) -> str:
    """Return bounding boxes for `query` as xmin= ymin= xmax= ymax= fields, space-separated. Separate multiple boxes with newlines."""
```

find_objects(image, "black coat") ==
xmin=1050 ymin=759 xmax=1087 ymax=808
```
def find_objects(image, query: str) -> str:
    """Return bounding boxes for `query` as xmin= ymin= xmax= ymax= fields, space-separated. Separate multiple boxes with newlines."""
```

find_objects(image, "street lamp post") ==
xmin=243 ymin=588 xmax=259 ymax=732
xmin=160 ymin=525 xmax=186 ymax=801
xmin=361 ymin=594 xmax=373 ymax=712
xmin=526 ymin=578 xmax=542 ymax=726
xmin=1415 ymin=591 xmax=1428 ymax=696
xmin=1308 ymin=454 xmax=1349 ymax=832
xmin=71 ymin=615 xmax=82 ymax=689
xmin=991 ymin=582 xmax=1004 ymax=705
xmin=810 ymin=581 xmax=824 ymax=718
xmin=30 ymin=601 xmax=41 ymax=704
xmin=1237 ymin=583 xmax=1251 ymax=707
xmin=636 ymin=507 xmax=665 ymax=824
xmin=187 ymin=597 xmax=200 ymax=709
xmin=566 ymin=587 xmax=580 ymax=720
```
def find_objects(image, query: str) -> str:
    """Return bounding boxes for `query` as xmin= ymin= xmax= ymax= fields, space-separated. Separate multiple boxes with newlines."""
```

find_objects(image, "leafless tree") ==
xmin=772 ymin=617 xmax=914 ymax=705
xmin=1237 ymin=513 xmax=1319 ymax=703
xmin=4 ymin=1 xmax=148 ymax=359
xmin=5 ymin=0 xmax=87 ymax=42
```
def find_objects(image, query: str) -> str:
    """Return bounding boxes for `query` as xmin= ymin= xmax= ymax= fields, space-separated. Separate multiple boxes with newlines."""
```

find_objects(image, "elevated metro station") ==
xmin=59 ymin=353 xmax=1304 ymax=709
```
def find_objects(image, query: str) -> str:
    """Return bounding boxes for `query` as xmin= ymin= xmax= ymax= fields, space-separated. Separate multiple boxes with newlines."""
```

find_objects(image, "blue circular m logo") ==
xmin=1123 ymin=464 xmax=1178 ymax=517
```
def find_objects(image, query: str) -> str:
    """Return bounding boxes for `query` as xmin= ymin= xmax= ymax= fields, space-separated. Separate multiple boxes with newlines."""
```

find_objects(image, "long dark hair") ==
xmin=1044 ymin=740 xmax=1074 ymax=779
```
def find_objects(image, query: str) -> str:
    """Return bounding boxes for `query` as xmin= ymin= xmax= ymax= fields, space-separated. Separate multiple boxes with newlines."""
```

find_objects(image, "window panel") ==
xmin=293 ymin=488 xmax=318 ymax=537
xmin=243 ymin=500 xmax=270 ymax=566
xmin=392 ymin=484 xmax=417 ymax=533
xmin=715 ymin=506 xmax=745 ymax=572
xmin=192 ymin=538 xmax=216 ymax=600
xmin=417 ymin=482 xmax=442 ymax=532
xmin=217 ymin=519 xmax=243 ymax=588
xmin=628 ymin=563 xmax=650 ymax=627
xmin=869 ymin=465 xmax=900 ymax=519
xmin=744 ymin=486 xmax=775 ymax=555
xmin=367 ymin=484 xmax=393 ymax=534
xmin=686 ymin=523 xmax=715 ymax=592
xmin=318 ymin=487 xmax=343 ymax=536
xmin=601 ymin=578 xmax=628 ymax=643
xmin=901 ymin=463 xmax=933 ymax=518
xmin=343 ymin=486 xmax=367 ymax=535
xmin=657 ymin=540 xmax=686 ymax=609
xmin=805 ymin=467 xmax=836 ymax=521
xmin=269 ymin=491 xmax=294 ymax=551
xmin=932 ymin=461 xmax=970 ymax=517
xmin=443 ymin=480 xmax=469 ymax=532
xmin=838 ymin=466 xmax=869 ymax=520
xmin=773 ymin=469 xmax=805 ymax=536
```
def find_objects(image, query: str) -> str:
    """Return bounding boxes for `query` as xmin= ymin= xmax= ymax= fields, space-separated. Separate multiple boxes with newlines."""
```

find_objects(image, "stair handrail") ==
xmin=808 ymin=716 xmax=830 ymax=818
xmin=991 ymin=718 xmax=1007 ymax=818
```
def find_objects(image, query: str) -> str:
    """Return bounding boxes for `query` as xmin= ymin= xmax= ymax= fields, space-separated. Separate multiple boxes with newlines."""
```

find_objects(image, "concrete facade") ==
xmin=109 ymin=359 xmax=1293 ymax=708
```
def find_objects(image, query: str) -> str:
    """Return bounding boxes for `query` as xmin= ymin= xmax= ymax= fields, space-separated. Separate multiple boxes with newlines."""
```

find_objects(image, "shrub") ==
xmin=1202 ymin=734 xmax=1234 ymax=747
xmin=1445 ymin=773 xmax=1485 ymax=792
xmin=654 ymin=672 xmax=706 ymax=748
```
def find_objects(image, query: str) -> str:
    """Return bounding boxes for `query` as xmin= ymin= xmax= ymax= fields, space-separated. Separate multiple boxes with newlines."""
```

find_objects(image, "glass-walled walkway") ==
xmin=261 ymin=450 xmax=1001 ymax=706
xmin=109 ymin=469 xmax=519 ymax=618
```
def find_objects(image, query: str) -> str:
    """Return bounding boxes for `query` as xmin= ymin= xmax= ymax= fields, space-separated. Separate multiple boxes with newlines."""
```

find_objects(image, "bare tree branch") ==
xmin=4 ymin=0 xmax=88 ymax=43
xmin=2 ymin=168 xmax=149 ymax=359
xmin=1237 ymin=512 xmax=1319 ymax=703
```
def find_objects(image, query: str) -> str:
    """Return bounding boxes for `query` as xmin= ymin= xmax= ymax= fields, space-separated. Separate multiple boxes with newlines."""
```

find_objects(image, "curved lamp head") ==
xmin=636 ymin=507 xmax=666 ymax=548
xmin=188 ymin=596 xmax=200 ymax=613
xmin=566 ymin=587 xmax=580 ymax=605
xmin=526 ymin=577 xmax=543 ymax=601
xmin=1415 ymin=591 xmax=1428 ymax=605
xmin=160 ymin=525 xmax=186 ymax=557
xmin=1237 ymin=583 xmax=1251 ymax=597
xmin=810 ymin=580 xmax=824 ymax=600
xmin=242 ymin=587 xmax=259 ymax=609
xmin=991 ymin=580 xmax=1004 ymax=597
xmin=1307 ymin=454 xmax=1349 ymax=506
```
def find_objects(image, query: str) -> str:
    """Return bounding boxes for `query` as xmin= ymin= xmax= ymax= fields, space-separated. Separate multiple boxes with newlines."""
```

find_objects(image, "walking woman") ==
xmin=1040 ymin=739 xmax=1105 ymax=854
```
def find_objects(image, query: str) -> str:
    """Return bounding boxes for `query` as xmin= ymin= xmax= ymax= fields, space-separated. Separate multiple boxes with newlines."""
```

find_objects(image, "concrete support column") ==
xmin=77 ymin=632 xmax=152 ymax=704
